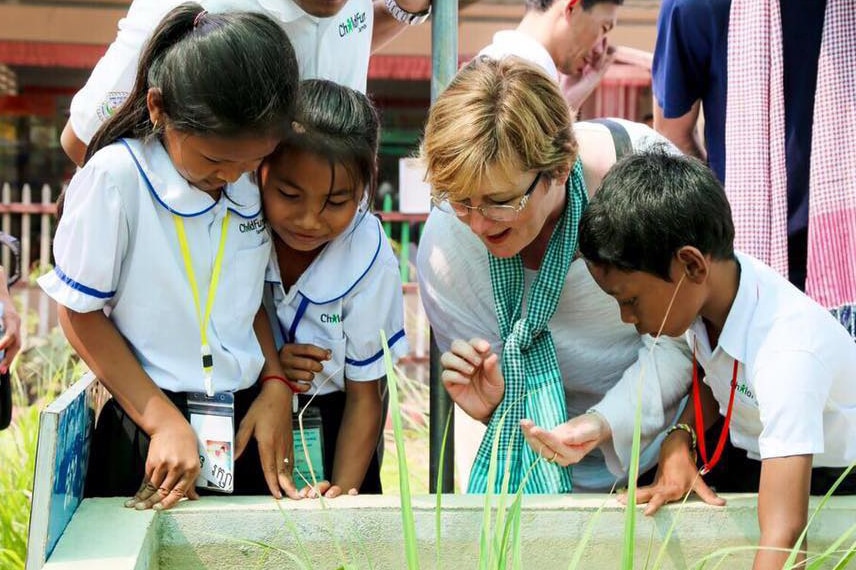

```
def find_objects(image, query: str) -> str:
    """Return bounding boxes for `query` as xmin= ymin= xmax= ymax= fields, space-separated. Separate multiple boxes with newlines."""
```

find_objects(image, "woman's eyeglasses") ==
xmin=432 ymin=172 xmax=543 ymax=222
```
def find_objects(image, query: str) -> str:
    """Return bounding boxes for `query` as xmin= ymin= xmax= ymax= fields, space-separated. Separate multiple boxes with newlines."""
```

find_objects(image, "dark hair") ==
xmin=525 ymin=0 xmax=623 ymax=14
xmin=85 ymin=2 xmax=298 ymax=162
xmin=578 ymin=149 xmax=735 ymax=281
xmin=267 ymin=79 xmax=381 ymax=210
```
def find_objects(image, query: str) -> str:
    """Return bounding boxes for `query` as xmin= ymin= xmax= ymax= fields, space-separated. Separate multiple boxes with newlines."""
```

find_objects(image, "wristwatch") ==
xmin=385 ymin=0 xmax=431 ymax=25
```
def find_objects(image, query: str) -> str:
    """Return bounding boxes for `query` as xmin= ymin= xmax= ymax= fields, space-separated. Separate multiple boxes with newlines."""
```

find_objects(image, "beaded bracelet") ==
xmin=664 ymin=422 xmax=697 ymax=452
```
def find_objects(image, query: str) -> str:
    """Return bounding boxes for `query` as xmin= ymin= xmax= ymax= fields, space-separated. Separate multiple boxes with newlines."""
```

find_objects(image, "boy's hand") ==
xmin=235 ymin=380 xmax=302 ymax=500
xmin=519 ymin=411 xmax=612 ymax=467
xmin=622 ymin=430 xmax=725 ymax=515
xmin=129 ymin=415 xmax=200 ymax=511
xmin=279 ymin=343 xmax=329 ymax=393
xmin=440 ymin=338 xmax=505 ymax=423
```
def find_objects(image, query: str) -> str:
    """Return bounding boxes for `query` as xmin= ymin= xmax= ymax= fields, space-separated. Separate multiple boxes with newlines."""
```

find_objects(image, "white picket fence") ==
xmin=0 ymin=182 xmax=57 ymax=279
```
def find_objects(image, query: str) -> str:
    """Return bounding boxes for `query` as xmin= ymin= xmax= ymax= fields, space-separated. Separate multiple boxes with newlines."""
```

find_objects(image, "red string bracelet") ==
xmin=260 ymin=375 xmax=300 ymax=393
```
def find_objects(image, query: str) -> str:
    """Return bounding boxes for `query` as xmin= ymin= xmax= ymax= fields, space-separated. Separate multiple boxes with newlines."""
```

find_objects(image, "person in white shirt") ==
xmin=548 ymin=150 xmax=856 ymax=568
xmin=60 ymin=0 xmax=432 ymax=166
xmin=260 ymin=80 xmax=408 ymax=498
xmin=417 ymin=56 xmax=691 ymax=494
xmin=478 ymin=0 xmax=622 ymax=110
xmin=40 ymin=5 xmax=301 ymax=510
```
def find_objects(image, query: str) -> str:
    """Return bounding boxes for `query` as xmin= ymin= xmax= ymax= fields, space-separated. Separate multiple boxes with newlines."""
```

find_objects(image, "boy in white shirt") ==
xmin=525 ymin=150 xmax=856 ymax=569
xmin=60 ymin=0 xmax=432 ymax=166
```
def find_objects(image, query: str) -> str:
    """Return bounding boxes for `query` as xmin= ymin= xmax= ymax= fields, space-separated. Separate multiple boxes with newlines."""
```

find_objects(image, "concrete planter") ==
xmin=42 ymin=494 xmax=856 ymax=569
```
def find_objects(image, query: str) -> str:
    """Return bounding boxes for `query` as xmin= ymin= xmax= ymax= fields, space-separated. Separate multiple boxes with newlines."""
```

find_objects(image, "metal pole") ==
xmin=428 ymin=0 xmax=457 ymax=494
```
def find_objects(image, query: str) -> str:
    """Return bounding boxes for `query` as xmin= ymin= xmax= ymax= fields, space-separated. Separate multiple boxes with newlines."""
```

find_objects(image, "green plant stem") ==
xmin=381 ymin=330 xmax=419 ymax=570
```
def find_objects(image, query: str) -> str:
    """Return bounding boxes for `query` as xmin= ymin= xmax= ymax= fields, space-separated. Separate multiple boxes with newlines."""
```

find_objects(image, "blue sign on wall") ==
xmin=26 ymin=374 xmax=97 ymax=569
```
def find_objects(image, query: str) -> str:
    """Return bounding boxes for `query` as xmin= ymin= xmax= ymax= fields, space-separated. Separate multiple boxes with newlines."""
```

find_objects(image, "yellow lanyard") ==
xmin=173 ymin=211 xmax=231 ymax=396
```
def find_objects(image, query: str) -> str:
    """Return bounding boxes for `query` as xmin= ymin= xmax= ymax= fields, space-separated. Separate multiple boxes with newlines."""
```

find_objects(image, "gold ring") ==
xmin=547 ymin=450 xmax=558 ymax=463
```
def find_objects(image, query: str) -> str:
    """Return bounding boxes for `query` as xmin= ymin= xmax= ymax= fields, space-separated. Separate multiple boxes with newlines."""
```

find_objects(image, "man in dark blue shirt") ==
xmin=652 ymin=0 xmax=827 ymax=290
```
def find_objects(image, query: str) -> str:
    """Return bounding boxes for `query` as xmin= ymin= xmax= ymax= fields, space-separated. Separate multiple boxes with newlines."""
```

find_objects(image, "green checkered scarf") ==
xmin=468 ymin=160 xmax=587 ymax=494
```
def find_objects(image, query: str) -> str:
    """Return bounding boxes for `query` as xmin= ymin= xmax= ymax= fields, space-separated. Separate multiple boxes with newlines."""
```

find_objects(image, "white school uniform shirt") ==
xmin=69 ymin=0 xmax=373 ymax=144
xmin=38 ymin=138 xmax=270 ymax=394
xmin=266 ymin=212 xmax=409 ymax=396
xmin=687 ymin=252 xmax=856 ymax=466
xmin=477 ymin=30 xmax=559 ymax=79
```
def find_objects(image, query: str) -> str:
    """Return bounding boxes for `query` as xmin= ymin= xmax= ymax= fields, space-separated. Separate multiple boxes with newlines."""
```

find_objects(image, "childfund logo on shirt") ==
xmin=239 ymin=218 xmax=265 ymax=234
xmin=321 ymin=313 xmax=341 ymax=324
xmin=339 ymin=10 xmax=367 ymax=37
xmin=736 ymin=382 xmax=756 ymax=401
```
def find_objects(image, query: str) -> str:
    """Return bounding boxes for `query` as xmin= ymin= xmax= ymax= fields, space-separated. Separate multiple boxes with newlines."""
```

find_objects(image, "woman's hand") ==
xmin=127 ymin=414 xmax=200 ymax=511
xmin=279 ymin=343 xmax=329 ymax=393
xmin=520 ymin=411 xmax=612 ymax=467
xmin=235 ymin=379 xmax=302 ymax=500
xmin=440 ymin=338 xmax=505 ymax=423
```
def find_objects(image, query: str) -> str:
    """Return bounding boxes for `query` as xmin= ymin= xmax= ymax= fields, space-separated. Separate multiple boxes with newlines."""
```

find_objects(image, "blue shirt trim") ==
xmin=120 ymin=139 xmax=261 ymax=219
xmin=344 ymin=328 xmax=406 ymax=367
xmin=53 ymin=266 xmax=115 ymax=299
xmin=120 ymin=139 xmax=217 ymax=218
xmin=288 ymin=295 xmax=311 ymax=343
xmin=299 ymin=213 xmax=382 ymax=305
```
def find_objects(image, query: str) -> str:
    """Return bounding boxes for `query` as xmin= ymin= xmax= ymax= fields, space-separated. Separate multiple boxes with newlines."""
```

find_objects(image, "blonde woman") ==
xmin=417 ymin=56 xmax=691 ymax=494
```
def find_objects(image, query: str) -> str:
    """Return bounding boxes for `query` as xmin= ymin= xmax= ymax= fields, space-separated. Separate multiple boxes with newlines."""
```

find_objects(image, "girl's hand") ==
xmin=127 ymin=416 xmax=200 ymax=511
xmin=440 ymin=338 xmax=505 ymax=423
xmin=300 ymin=480 xmax=358 ymax=498
xmin=235 ymin=379 xmax=302 ymax=500
xmin=279 ymin=343 xmax=330 ymax=393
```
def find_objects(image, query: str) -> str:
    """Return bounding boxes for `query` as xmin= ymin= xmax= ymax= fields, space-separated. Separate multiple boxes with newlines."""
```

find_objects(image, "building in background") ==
xmin=0 ymin=0 xmax=660 ymax=200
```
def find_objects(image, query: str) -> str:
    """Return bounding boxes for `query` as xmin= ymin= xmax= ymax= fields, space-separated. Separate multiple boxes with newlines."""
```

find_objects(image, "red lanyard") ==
xmin=692 ymin=340 xmax=739 ymax=475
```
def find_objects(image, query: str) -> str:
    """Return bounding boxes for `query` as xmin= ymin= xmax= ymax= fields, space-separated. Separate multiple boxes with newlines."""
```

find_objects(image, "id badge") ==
xmin=292 ymin=406 xmax=325 ymax=484
xmin=188 ymin=391 xmax=235 ymax=493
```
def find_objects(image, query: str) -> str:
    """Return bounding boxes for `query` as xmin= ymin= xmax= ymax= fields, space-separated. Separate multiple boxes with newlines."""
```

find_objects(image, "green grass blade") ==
xmin=479 ymin=390 xmax=529 ymax=569
xmin=567 ymin=490 xmax=614 ymax=570
xmin=805 ymin=523 xmax=856 ymax=570
xmin=273 ymin=497 xmax=313 ymax=564
xmin=381 ymin=330 xmax=420 ymax=570
xmin=491 ymin=430 xmax=517 ymax=567
xmin=784 ymin=461 xmax=855 ymax=569
xmin=832 ymin=537 xmax=856 ymax=570
xmin=224 ymin=536 xmax=313 ymax=570
xmin=435 ymin=408 xmax=453 ymax=570
xmin=642 ymin=519 xmax=656 ymax=570
xmin=621 ymin=367 xmax=645 ymax=570
xmin=690 ymin=545 xmax=798 ymax=569
xmin=650 ymin=477 xmax=702 ymax=569
xmin=498 ymin=458 xmax=538 ymax=569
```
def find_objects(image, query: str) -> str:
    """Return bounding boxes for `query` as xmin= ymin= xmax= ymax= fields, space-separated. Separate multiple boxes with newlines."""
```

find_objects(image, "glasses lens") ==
xmin=433 ymin=197 xmax=455 ymax=214
xmin=482 ymin=206 xmax=517 ymax=222
xmin=445 ymin=201 xmax=470 ymax=217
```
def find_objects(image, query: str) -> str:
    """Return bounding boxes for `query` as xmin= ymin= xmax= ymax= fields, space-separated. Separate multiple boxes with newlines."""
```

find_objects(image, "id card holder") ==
xmin=292 ymin=405 xmax=325 ymax=484
xmin=188 ymin=391 xmax=235 ymax=493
